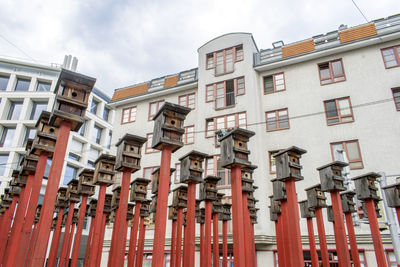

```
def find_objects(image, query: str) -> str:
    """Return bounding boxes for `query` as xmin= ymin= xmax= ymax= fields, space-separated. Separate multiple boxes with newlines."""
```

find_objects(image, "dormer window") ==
xmin=206 ymin=45 xmax=243 ymax=76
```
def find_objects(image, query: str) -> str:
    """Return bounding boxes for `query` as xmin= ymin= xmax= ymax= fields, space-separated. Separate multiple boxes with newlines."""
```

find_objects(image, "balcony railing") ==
xmin=215 ymin=92 xmax=235 ymax=109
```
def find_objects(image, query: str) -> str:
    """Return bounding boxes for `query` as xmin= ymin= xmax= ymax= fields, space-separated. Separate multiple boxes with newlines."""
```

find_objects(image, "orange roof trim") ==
xmin=339 ymin=24 xmax=377 ymax=43
xmin=111 ymin=83 xmax=149 ymax=101
xmin=164 ymin=75 xmax=179 ymax=88
xmin=282 ymin=39 xmax=315 ymax=58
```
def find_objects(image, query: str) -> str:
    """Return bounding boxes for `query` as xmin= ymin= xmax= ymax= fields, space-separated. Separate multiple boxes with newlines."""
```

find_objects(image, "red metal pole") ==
xmin=175 ymin=207 xmax=184 ymax=267
xmin=170 ymin=219 xmax=177 ymax=267
xmin=315 ymin=207 xmax=330 ymax=267
xmin=71 ymin=195 xmax=89 ymax=267
xmin=330 ymin=191 xmax=351 ymax=267
xmin=280 ymin=201 xmax=291 ymax=267
xmin=345 ymin=213 xmax=361 ymax=267
xmin=27 ymin=223 xmax=38 ymax=261
xmin=284 ymin=179 xmax=304 ymax=266
xmin=65 ymin=222 xmax=76 ymax=266
xmin=306 ymin=218 xmax=319 ymax=267
xmin=96 ymin=213 xmax=107 ymax=267
xmin=59 ymin=202 xmax=75 ymax=267
xmin=15 ymin=151 xmax=48 ymax=266
xmin=182 ymin=222 xmax=187 ymax=267
xmin=135 ymin=216 xmax=146 ymax=267
xmin=396 ymin=207 xmax=400 ymax=229
xmin=84 ymin=217 xmax=95 ymax=266
xmin=230 ymin=166 xmax=246 ymax=267
xmin=183 ymin=182 xmax=196 ymax=267
xmin=212 ymin=213 xmax=219 ymax=267
xmin=275 ymin=216 xmax=286 ymax=267
xmin=107 ymin=208 xmax=118 ymax=267
xmin=200 ymin=222 xmax=205 ymax=267
xmin=152 ymin=146 xmax=173 ymax=267
xmin=4 ymin=175 xmax=33 ymax=267
xmin=0 ymin=195 xmax=17 ymax=263
xmin=48 ymin=207 xmax=65 ymax=267
xmin=365 ymin=199 xmax=387 ymax=267
xmin=204 ymin=201 xmax=212 ymax=267
xmin=128 ymin=202 xmax=141 ymax=266
xmin=222 ymin=220 xmax=228 ymax=267
xmin=29 ymin=121 xmax=71 ymax=267
xmin=242 ymin=192 xmax=253 ymax=267
xmin=251 ymin=224 xmax=257 ymax=267
xmin=112 ymin=170 xmax=131 ymax=267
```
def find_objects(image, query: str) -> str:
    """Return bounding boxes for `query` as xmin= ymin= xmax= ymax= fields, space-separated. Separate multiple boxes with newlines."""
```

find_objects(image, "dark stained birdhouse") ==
xmin=78 ymin=169 xmax=95 ymax=196
xmin=199 ymin=175 xmax=220 ymax=201
xmin=317 ymin=161 xmax=348 ymax=192
xmin=130 ymin=178 xmax=151 ymax=202
xmin=31 ymin=111 xmax=59 ymax=157
xmin=306 ymin=184 xmax=327 ymax=209
xmin=179 ymin=151 xmax=207 ymax=184
xmin=115 ymin=134 xmax=147 ymax=172
xmin=274 ymin=146 xmax=306 ymax=181
xmin=352 ymin=172 xmax=381 ymax=200
xmin=93 ymin=154 xmax=116 ymax=186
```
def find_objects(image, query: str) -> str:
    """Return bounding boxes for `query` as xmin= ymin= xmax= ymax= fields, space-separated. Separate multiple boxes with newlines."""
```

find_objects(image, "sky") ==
xmin=0 ymin=0 xmax=398 ymax=96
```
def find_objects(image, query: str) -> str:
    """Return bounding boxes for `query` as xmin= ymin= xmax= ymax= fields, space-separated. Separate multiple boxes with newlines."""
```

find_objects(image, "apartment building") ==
xmin=108 ymin=14 xmax=400 ymax=266
xmin=0 ymin=55 xmax=114 ymax=264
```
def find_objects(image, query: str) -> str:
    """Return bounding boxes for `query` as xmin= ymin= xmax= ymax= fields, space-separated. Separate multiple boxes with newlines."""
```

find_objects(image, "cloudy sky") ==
xmin=0 ymin=0 xmax=398 ymax=96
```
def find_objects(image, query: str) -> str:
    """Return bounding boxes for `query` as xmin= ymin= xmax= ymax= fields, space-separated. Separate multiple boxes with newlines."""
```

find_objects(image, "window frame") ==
xmin=392 ymin=87 xmax=400 ymax=111
xmin=174 ymin=163 xmax=181 ymax=184
xmin=317 ymin=58 xmax=346 ymax=85
xmin=205 ymin=155 xmax=231 ymax=189
xmin=90 ymin=99 xmax=99 ymax=115
xmin=148 ymin=100 xmax=165 ymax=120
xmin=0 ymin=127 xmax=16 ymax=147
xmin=330 ymin=139 xmax=364 ymax=170
xmin=184 ymin=125 xmax=195 ymax=145
xmin=7 ymin=101 xmax=23 ymax=120
xmin=121 ymin=106 xmax=137 ymax=124
xmin=178 ymin=93 xmax=196 ymax=109
xmin=323 ymin=96 xmax=354 ymax=125
xmin=205 ymin=45 xmax=244 ymax=75
xmin=145 ymin=133 xmax=159 ymax=154
xmin=30 ymin=101 xmax=48 ymax=120
xmin=205 ymin=76 xmax=245 ymax=108
xmin=93 ymin=125 xmax=103 ymax=144
xmin=14 ymin=77 xmax=31 ymax=91
xmin=268 ymin=150 xmax=281 ymax=174
xmin=381 ymin=45 xmax=400 ymax=69
xmin=263 ymin=72 xmax=286 ymax=94
xmin=265 ymin=108 xmax=290 ymax=132
xmin=143 ymin=166 xmax=159 ymax=188
xmin=36 ymin=80 xmax=51 ymax=92
xmin=0 ymin=75 xmax=10 ymax=91
xmin=205 ymin=112 xmax=247 ymax=138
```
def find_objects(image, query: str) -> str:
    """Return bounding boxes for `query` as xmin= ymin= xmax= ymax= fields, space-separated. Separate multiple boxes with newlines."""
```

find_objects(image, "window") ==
xmin=265 ymin=109 xmax=289 ymax=131
xmin=330 ymin=140 xmax=363 ymax=169
xmin=318 ymin=59 xmax=345 ymax=85
xmin=0 ymin=127 xmax=16 ymax=147
xmin=205 ymin=155 xmax=231 ymax=187
xmin=87 ymin=161 xmax=95 ymax=168
xmin=122 ymin=106 xmax=137 ymax=124
xmin=268 ymin=150 xmax=281 ymax=174
xmin=90 ymin=99 xmax=99 ymax=114
xmin=385 ymin=249 xmax=398 ymax=266
xmin=43 ymin=159 xmax=52 ymax=180
xmin=0 ymin=75 xmax=9 ymax=91
xmin=263 ymin=73 xmax=285 ymax=94
xmin=0 ymin=154 xmax=9 ymax=176
xmin=324 ymin=97 xmax=354 ymax=125
xmin=7 ymin=101 xmax=23 ymax=120
xmin=381 ymin=45 xmax=400 ymax=68
xmin=174 ymin=163 xmax=181 ymax=183
xmin=63 ymin=164 xmax=78 ymax=185
xmin=148 ymin=100 xmax=164 ymax=120
xmin=24 ymin=127 xmax=36 ymax=143
xmin=79 ymin=120 xmax=86 ymax=137
xmin=184 ymin=126 xmax=195 ymax=144
xmin=145 ymin=133 xmax=158 ymax=153
xmin=15 ymin=78 xmax=31 ymax=91
xmin=68 ymin=153 xmax=80 ymax=161
xmin=206 ymin=77 xmax=245 ymax=108
xmin=392 ymin=88 xmax=400 ymax=110
xmin=107 ymin=131 xmax=112 ymax=149
xmin=103 ymin=107 xmax=110 ymax=121
xmin=30 ymin=102 xmax=48 ymax=120
xmin=92 ymin=125 xmax=103 ymax=144
xmin=206 ymin=112 xmax=247 ymax=137
xmin=178 ymin=93 xmax=196 ymax=109
xmin=69 ymin=139 xmax=84 ymax=161
xmin=206 ymin=45 xmax=243 ymax=75
xmin=36 ymin=81 xmax=51 ymax=91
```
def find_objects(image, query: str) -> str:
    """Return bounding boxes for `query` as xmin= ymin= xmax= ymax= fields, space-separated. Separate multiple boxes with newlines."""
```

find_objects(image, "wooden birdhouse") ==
xmin=219 ymin=128 xmax=255 ymax=168
xmin=172 ymin=185 xmax=188 ymax=208
xmin=196 ymin=207 xmax=205 ymax=224
xmin=72 ymin=208 xmax=79 ymax=224
xmin=24 ymin=138 xmax=34 ymax=152
xmin=299 ymin=200 xmax=315 ymax=219
xmin=326 ymin=206 xmax=334 ymax=222
xmin=78 ymin=169 xmax=95 ymax=196
xmin=195 ymin=199 xmax=201 ymax=217
xmin=352 ymin=172 xmax=381 ymax=200
xmin=183 ymin=210 xmax=187 ymax=226
xmin=221 ymin=203 xmax=232 ymax=221
xmin=212 ymin=193 xmax=224 ymax=214
xmin=127 ymin=202 xmax=135 ymax=221
xmin=140 ymin=200 xmax=151 ymax=217
xmin=115 ymin=134 xmax=147 ymax=172
xmin=35 ymin=204 xmax=42 ymax=222
xmin=168 ymin=205 xmax=177 ymax=221
xmin=274 ymin=146 xmax=306 ymax=181
xmin=9 ymin=182 xmax=21 ymax=196
xmin=111 ymin=186 xmax=121 ymax=210
xmin=88 ymin=199 xmax=97 ymax=217
xmin=340 ymin=190 xmax=357 ymax=213
xmin=151 ymin=168 xmax=175 ymax=194
xmin=305 ymin=184 xmax=327 ymax=208
xmin=269 ymin=205 xmax=278 ymax=222
xmin=93 ymin=154 xmax=116 ymax=186
xmin=199 ymin=176 xmax=220 ymax=201
xmin=361 ymin=200 xmax=382 ymax=218
xmin=151 ymin=102 xmax=191 ymax=152
xmin=61 ymin=213 xmax=68 ymax=227
xmin=51 ymin=217 xmax=58 ymax=230
xmin=247 ymin=192 xmax=258 ymax=209
xmin=49 ymin=69 xmax=96 ymax=132
xmin=67 ymin=179 xmax=80 ymax=203
xmin=16 ymin=172 xmax=29 ymax=186
xmin=269 ymin=195 xmax=281 ymax=215
xmin=271 ymin=178 xmax=286 ymax=201
xmin=150 ymin=195 xmax=157 ymax=222
xmin=19 ymin=154 xmax=39 ymax=175
xmin=31 ymin=111 xmax=59 ymax=157
xmin=179 ymin=151 xmax=207 ymax=184
xmin=382 ymin=182 xmax=400 ymax=208
xmin=104 ymin=193 xmax=113 ymax=214
xmin=241 ymin=165 xmax=257 ymax=192
xmin=250 ymin=207 xmax=259 ymax=224
xmin=57 ymin=186 xmax=68 ymax=203
xmin=317 ymin=161 xmax=348 ymax=192
xmin=130 ymin=178 xmax=151 ymax=202
xmin=3 ymin=188 xmax=13 ymax=203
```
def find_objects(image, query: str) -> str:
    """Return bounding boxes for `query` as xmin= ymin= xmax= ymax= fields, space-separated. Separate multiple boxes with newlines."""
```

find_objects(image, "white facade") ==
xmin=108 ymin=14 xmax=400 ymax=266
